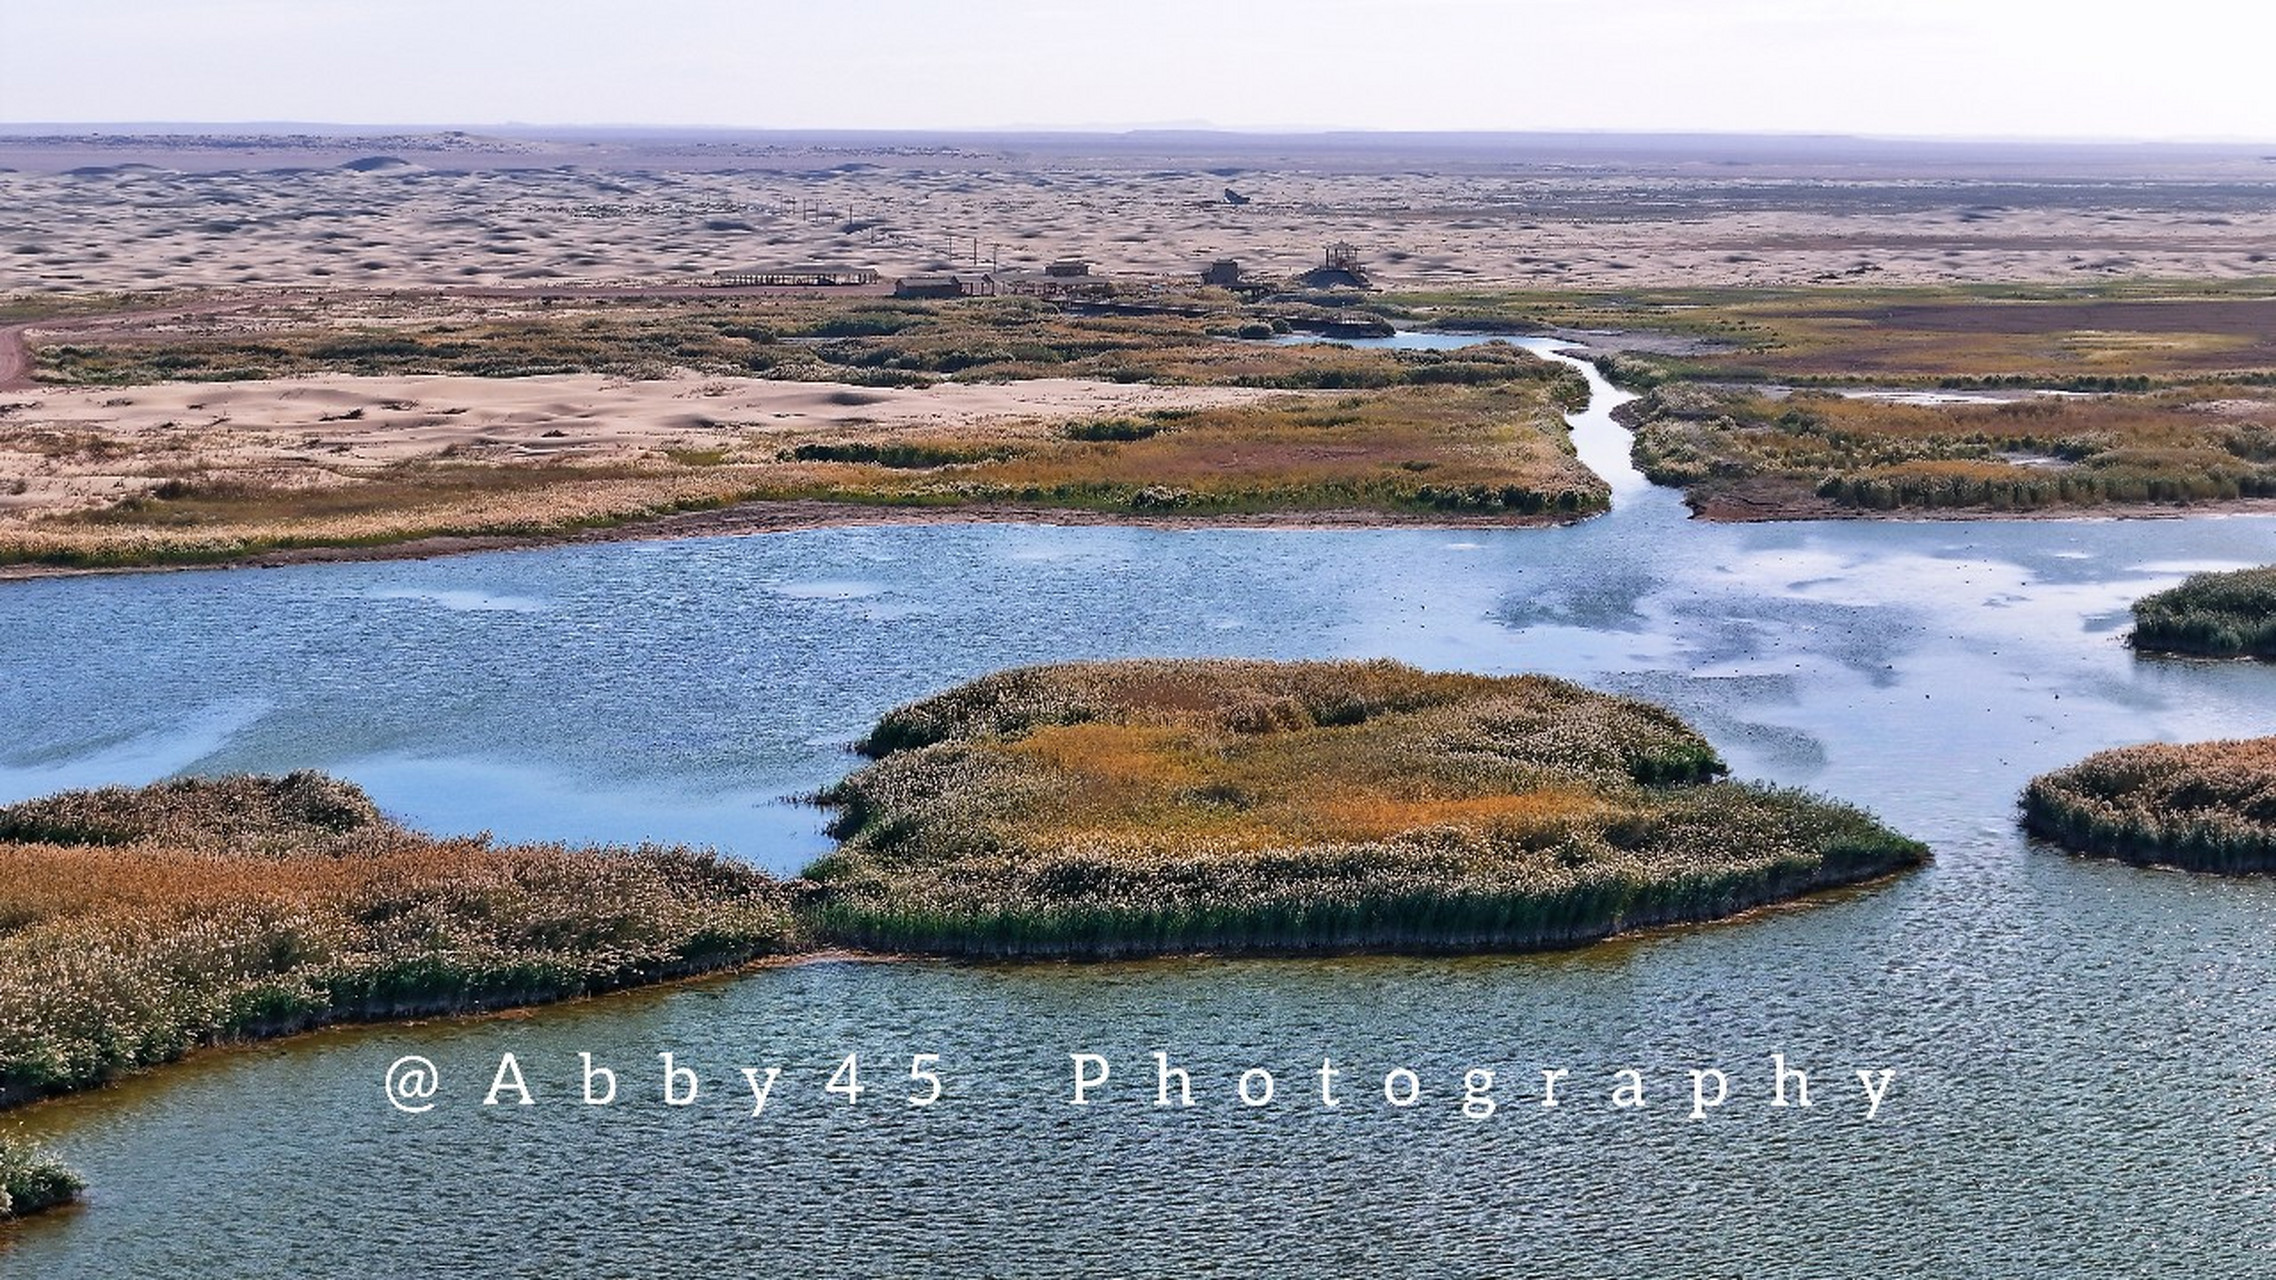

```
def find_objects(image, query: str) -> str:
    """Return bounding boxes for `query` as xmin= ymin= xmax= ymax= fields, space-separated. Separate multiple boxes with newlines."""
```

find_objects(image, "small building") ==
xmin=712 ymin=265 xmax=878 ymax=287
xmin=1201 ymin=259 xmax=1243 ymax=287
xmin=894 ymin=274 xmax=978 ymax=299
xmin=1045 ymin=258 xmax=1093 ymax=278
xmin=992 ymin=267 xmax=1114 ymax=300
xmin=1299 ymin=243 xmax=1373 ymax=291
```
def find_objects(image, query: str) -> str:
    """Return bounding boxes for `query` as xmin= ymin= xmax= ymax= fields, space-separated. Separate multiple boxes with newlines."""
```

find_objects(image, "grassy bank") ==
xmin=29 ymin=294 xmax=1574 ymax=392
xmin=809 ymin=659 xmax=1929 ymax=957
xmin=0 ymin=1133 xmax=81 ymax=1220
xmin=1379 ymin=283 xmax=2276 ymax=518
xmin=0 ymin=773 xmax=805 ymax=1110
xmin=2130 ymin=567 xmax=2276 ymax=659
xmin=1623 ymin=384 xmax=2276 ymax=518
xmin=1380 ymin=280 xmax=2276 ymax=386
xmin=4 ymin=295 xmax=1601 ymax=570
xmin=2023 ymin=738 xmax=2276 ymax=872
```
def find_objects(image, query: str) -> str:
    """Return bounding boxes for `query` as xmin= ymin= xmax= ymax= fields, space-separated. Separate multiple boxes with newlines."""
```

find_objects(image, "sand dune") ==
xmin=4 ymin=134 xmax=2274 ymax=294
xmin=0 ymin=373 xmax=1285 ymax=517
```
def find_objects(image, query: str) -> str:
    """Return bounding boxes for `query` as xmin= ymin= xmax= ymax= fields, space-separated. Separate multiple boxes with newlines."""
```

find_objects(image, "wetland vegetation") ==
xmin=0 ymin=659 xmax=1932 ymax=1213
xmin=1623 ymin=384 xmax=2276 ymax=518
xmin=0 ymin=773 xmax=806 ymax=1110
xmin=27 ymin=294 xmax=1569 ymax=391
xmin=0 ymin=1133 xmax=81 ymax=1220
xmin=2129 ymin=566 xmax=2276 ymax=659
xmin=18 ymin=281 xmax=2276 ymax=558
xmin=2 ymin=296 xmax=1599 ymax=571
xmin=1368 ymin=281 xmax=2276 ymax=517
xmin=2023 ymin=737 xmax=2276 ymax=873
xmin=809 ymin=659 xmax=1929 ymax=957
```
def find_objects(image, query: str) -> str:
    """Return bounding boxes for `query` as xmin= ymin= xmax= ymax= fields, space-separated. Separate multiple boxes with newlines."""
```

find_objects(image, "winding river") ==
xmin=6 ymin=339 xmax=2276 ymax=1274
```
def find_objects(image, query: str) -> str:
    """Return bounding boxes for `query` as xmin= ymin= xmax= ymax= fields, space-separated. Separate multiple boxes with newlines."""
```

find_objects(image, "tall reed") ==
xmin=811 ymin=659 xmax=1928 ymax=957
xmin=2023 ymin=737 xmax=2276 ymax=872
xmin=0 ymin=774 xmax=805 ymax=1108
xmin=2129 ymin=566 xmax=2276 ymax=659
xmin=0 ymin=1132 xmax=82 ymax=1219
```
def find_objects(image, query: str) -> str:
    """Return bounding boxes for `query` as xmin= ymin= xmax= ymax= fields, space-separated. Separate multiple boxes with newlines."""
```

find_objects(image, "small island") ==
xmin=2023 ymin=737 xmax=2276 ymax=872
xmin=1 ymin=1134 xmax=81 ymax=1221
xmin=810 ymin=658 xmax=1929 ymax=957
xmin=0 ymin=772 xmax=806 ymax=1114
xmin=2129 ymin=566 xmax=2276 ymax=660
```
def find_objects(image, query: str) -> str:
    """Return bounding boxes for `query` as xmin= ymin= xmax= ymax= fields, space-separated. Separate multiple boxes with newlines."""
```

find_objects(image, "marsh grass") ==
xmin=7 ymin=297 xmax=1601 ymax=568
xmin=31 ymin=295 xmax=1593 ymax=394
xmin=810 ymin=659 xmax=1928 ymax=956
xmin=1627 ymin=385 xmax=2276 ymax=513
xmin=1384 ymin=282 xmax=2276 ymax=384
xmin=2023 ymin=738 xmax=2276 ymax=872
xmin=0 ymin=774 xmax=805 ymax=1107
xmin=1 ymin=461 xmax=763 ymax=569
xmin=770 ymin=385 xmax=1606 ymax=518
xmin=2130 ymin=567 xmax=2276 ymax=659
xmin=0 ymin=1132 xmax=81 ymax=1219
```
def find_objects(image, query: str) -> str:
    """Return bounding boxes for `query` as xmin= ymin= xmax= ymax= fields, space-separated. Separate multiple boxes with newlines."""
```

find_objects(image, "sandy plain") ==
xmin=5 ymin=129 xmax=2276 ymax=294
xmin=0 ymin=371 xmax=1283 ymax=519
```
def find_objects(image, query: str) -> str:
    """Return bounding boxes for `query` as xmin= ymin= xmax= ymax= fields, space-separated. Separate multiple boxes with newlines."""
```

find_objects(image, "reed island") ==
xmin=0 ymin=1133 xmax=80 ymax=1222
xmin=0 ymin=772 xmax=806 ymax=1116
xmin=809 ymin=658 xmax=1928 ymax=957
xmin=2128 ymin=566 xmax=2276 ymax=660
xmin=2023 ymin=737 xmax=2276 ymax=873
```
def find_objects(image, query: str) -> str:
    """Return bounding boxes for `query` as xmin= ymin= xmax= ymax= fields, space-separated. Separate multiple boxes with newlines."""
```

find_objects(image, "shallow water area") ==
xmin=6 ymin=338 xmax=2276 ymax=1273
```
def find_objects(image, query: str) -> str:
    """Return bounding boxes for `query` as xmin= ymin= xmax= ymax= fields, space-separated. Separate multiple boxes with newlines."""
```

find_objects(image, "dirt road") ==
xmin=0 ymin=324 xmax=29 ymax=391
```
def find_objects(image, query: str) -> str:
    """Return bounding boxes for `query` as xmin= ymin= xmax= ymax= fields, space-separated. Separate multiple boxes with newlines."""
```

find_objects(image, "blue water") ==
xmin=6 ymin=345 xmax=2276 ymax=1274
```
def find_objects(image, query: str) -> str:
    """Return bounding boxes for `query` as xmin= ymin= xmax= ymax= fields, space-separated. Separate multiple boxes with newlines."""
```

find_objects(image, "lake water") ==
xmin=6 ymin=342 xmax=2276 ymax=1274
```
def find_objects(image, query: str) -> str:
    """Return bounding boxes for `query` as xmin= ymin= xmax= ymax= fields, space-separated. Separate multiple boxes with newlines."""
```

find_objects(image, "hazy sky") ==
xmin=5 ymin=0 xmax=2273 ymax=140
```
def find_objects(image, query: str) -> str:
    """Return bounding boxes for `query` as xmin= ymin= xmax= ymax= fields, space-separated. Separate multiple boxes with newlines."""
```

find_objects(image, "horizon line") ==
xmin=4 ymin=122 xmax=2276 ymax=149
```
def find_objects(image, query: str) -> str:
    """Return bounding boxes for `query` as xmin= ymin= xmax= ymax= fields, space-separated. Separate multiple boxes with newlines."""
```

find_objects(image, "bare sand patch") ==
xmin=0 ymin=373 xmax=1285 ymax=518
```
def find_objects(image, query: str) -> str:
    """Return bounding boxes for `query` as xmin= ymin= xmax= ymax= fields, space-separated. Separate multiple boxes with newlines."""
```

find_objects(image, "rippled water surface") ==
xmin=7 ymin=346 xmax=2276 ymax=1274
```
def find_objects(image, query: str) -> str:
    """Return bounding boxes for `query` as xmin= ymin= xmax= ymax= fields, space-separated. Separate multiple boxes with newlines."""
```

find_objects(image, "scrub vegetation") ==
xmin=0 ymin=773 xmax=806 ymax=1110
xmin=2023 ymin=737 xmax=2276 ymax=872
xmin=809 ymin=659 xmax=1929 ymax=957
xmin=4 ymin=296 xmax=1599 ymax=570
xmin=1381 ymin=282 xmax=2276 ymax=518
xmin=1624 ymin=384 xmax=2276 ymax=517
xmin=29 ymin=295 xmax=1570 ymax=392
xmin=2129 ymin=566 xmax=2276 ymax=659
xmin=767 ymin=385 xmax=1603 ymax=519
xmin=1381 ymin=280 xmax=2276 ymax=385
xmin=0 ymin=1133 xmax=81 ymax=1220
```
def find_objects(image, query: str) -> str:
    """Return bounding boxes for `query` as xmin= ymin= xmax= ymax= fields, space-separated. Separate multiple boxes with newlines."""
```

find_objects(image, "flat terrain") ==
xmin=0 ymin=296 xmax=1599 ymax=569
xmin=1447 ymin=281 xmax=2276 ymax=519
xmin=5 ymin=129 xmax=2275 ymax=294
xmin=9 ymin=129 xmax=2276 ymax=536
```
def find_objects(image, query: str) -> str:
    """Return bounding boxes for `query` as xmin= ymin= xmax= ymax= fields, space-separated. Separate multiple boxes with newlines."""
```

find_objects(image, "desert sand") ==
xmin=4 ymin=130 xmax=2274 ymax=294
xmin=0 ymin=373 xmax=1286 ymax=518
